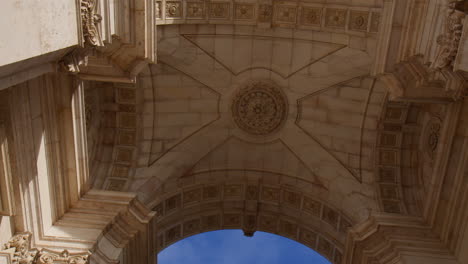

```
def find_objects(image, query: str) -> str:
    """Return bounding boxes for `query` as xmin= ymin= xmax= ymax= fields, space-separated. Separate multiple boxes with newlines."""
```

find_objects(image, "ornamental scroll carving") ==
xmin=431 ymin=0 xmax=466 ymax=70
xmin=60 ymin=0 xmax=103 ymax=73
xmin=2 ymin=233 xmax=90 ymax=264
xmin=81 ymin=0 xmax=103 ymax=47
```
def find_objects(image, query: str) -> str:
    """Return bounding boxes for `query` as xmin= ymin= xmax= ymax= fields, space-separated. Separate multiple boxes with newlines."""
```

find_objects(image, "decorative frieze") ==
xmin=374 ymin=102 xmax=409 ymax=214
xmin=349 ymin=11 xmax=369 ymax=31
xmin=258 ymin=4 xmax=273 ymax=23
xmin=155 ymin=1 xmax=381 ymax=35
xmin=324 ymin=8 xmax=347 ymax=28
xmin=187 ymin=2 xmax=206 ymax=18
xmin=2 ymin=233 xmax=90 ymax=264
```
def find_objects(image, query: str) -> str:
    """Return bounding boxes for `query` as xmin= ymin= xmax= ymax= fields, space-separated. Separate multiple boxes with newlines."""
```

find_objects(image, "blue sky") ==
xmin=158 ymin=230 xmax=331 ymax=264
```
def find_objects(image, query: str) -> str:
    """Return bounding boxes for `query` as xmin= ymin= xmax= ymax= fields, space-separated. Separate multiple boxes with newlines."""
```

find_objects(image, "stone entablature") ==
xmin=155 ymin=0 xmax=382 ymax=36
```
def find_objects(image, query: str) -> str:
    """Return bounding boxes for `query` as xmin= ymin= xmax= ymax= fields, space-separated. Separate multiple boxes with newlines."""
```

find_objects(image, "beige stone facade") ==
xmin=0 ymin=0 xmax=468 ymax=263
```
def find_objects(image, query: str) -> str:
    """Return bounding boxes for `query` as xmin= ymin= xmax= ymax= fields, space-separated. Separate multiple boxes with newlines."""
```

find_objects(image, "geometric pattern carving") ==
xmin=317 ymin=237 xmax=334 ymax=260
xmin=155 ymin=1 xmax=381 ymax=34
xmin=303 ymin=196 xmax=322 ymax=217
xmin=375 ymin=102 xmax=409 ymax=214
xmin=231 ymin=81 xmax=288 ymax=136
xmin=234 ymin=3 xmax=255 ymax=20
xmin=283 ymin=190 xmax=301 ymax=209
xmin=166 ymin=1 xmax=182 ymax=18
xmin=261 ymin=186 xmax=281 ymax=202
xmin=300 ymin=7 xmax=322 ymax=26
xmin=274 ymin=5 xmax=297 ymax=24
xmin=349 ymin=11 xmax=369 ymax=31
xmin=209 ymin=2 xmax=230 ymax=19
xmin=279 ymin=219 xmax=298 ymax=239
xmin=300 ymin=228 xmax=318 ymax=249
xmin=324 ymin=8 xmax=347 ymax=28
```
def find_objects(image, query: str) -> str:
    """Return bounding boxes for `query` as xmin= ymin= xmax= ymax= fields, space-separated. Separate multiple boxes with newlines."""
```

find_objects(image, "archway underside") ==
xmin=152 ymin=171 xmax=351 ymax=264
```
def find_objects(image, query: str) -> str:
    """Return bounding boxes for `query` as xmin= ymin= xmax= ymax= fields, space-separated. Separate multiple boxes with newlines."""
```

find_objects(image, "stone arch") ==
xmin=151 ymin=170 xmax=353 ymax=264
xmin=375 ymin=96 xmax=449 ymax=216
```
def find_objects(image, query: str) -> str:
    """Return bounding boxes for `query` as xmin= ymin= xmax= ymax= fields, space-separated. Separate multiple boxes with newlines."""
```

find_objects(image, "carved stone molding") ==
xmin=155 ymin=0 xmax=382 ymax=35
xmin=432 ymin=0 xmax=466 ymax=70
xmin=59 ymin=0 xmax=156 ymax=82
xmin=81 ymin=0 xmax=103 ymax=47
xmin=2 ymin=233 xmax=90 ymax=264
xmin=343 ymin=214 xmax=464 ymax=264
xmin=380 ymin=56 xmax=467 ymax=102
xmin=59 ymin=47 xmax=93 ymax=74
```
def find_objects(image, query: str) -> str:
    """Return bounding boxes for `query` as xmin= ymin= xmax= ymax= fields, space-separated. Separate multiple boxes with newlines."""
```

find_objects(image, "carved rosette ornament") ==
xmin=2 ymin=233 xmax=90 ymax=264
xmin=432 ymin=0 xmax=466 ymax=70
xmin=231 ymin=81 xmax=288 ymax=136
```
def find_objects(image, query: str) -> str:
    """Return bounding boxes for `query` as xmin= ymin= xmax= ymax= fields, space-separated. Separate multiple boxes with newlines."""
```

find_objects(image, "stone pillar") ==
xmin=0 ymin=72 xmax=156 ymax=264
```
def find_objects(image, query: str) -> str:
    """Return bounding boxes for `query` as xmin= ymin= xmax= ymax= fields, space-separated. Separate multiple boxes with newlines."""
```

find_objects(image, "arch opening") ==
xmin=158 ymin=230 xmax=332 ymax=264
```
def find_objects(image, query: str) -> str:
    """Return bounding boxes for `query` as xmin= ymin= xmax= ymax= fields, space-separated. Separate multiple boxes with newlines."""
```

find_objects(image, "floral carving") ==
xmin=275 ymin=6 xmax=297 ymax=23
xmin=432 ymin=0 xmax=466 ymax=69
xmin=325 ymin=8 xmax=347 ymax=28
xmin=235 ymin=4 xmax=255 ymax=20
xmin=301 ymin=7 xmax=322 ymax=26
xmin=2 ymin=233 xmax=89 ymax=264
xmin=209 ymin=2 xmax=230 ymax=19
xmin=258 ymin=5 xmax=273 ymax=23
xmin=3 ymin=233 xmax=37 ymax=264
xmin=187 ymin=2 xmax=205 ymax=18
xmin=349 ymin=11 xmax=369 ymax=31
xmin=231 ymin=81 xmax=288 ymax=136
xmin=81 ymin=0 xmax=103 ymax=46
xmin=166 ymin=1 xmax=182 ymax=18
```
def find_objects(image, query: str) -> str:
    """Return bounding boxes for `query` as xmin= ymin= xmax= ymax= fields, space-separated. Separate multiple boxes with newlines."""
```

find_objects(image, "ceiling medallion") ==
xmin=231 ymin=81 xmax=288 ymax=136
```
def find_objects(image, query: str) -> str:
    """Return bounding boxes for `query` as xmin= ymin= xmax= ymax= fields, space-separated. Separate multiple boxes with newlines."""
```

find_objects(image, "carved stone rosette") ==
xmin=432 ymin=0 xmax=466 ymax=70
xmin=231 ymin=81 xmax=288 ymax=136
xmin=2 ymin=233 xmax=90 ymax=264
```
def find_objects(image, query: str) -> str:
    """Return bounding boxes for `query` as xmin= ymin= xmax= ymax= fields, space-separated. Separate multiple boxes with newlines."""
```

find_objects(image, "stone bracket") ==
xmin=380 ymin=56 xmax=467 ymax=103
